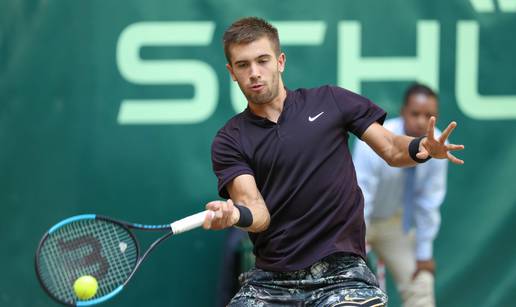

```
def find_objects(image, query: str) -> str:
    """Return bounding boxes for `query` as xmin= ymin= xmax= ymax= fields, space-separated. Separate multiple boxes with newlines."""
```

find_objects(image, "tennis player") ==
xmin=203 ymin=17 xmax=464 ymax=306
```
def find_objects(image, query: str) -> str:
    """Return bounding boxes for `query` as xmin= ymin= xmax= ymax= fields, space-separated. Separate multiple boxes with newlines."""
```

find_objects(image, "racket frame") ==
xmin=35 ymin=214 xmax=176 ymax=306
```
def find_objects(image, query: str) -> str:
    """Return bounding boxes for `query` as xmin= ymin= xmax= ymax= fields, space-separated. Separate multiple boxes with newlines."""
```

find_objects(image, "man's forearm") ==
xmin=224 ymin=174 xmax=271 ymax=233
xmin=382 ymin=134 xmax=419 ymax=167
xmin=362 ymin=123 xmax=419 ymax=167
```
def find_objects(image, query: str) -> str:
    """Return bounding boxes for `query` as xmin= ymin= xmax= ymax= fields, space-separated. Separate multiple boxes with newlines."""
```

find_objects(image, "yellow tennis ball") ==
xmin=73 ymin=275 xmax=98 ymax=300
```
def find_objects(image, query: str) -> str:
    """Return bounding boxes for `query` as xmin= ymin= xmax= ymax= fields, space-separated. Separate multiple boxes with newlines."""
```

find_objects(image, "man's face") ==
xmin=401 ymin=93 xmax=438 ymax=137
xmin=226 ymin=37 xmax=285 ymax=105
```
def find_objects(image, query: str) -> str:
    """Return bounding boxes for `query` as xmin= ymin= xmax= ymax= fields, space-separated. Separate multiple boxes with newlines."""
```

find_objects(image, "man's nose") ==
xmin=250 ymin=63 xmax=261 ymax=80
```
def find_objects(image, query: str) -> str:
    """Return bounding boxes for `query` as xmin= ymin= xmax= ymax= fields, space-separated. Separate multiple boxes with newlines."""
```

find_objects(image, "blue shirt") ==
xmin=211 ymin=85 xmax=386 ymax=271
xmin=352 ymin=117 xmax=448 ymax=260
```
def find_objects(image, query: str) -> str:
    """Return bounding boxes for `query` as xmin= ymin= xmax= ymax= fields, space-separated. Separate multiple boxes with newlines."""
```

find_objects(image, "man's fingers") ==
xmin=203 ymin=200 xmax=237 ymax=229
xmin=220 ymin=200 xmax=230 ymax=227
xmin=439 ymin=121 xmax=457 ymax=144
xmin=446 ymin=144 xmax=464 ymax=151
xmin=416 ymin=149 xmax=429 ymax=159
xmin=205 ymin=201 xmax=222 ymax=211
xmin=426 ymin=116 xmax=436 ymax=140
xmin=202 ymin=210 xmax=215 ymax=229
xmin=204 ymin=201 xmax=223 ymax=229
xmin=447 ymin=152 xmax=464 ymax=165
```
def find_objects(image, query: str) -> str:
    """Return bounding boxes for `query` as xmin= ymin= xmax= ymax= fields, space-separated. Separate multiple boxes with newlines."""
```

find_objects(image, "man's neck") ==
xmin=248 ymin=86 xmax=287 ymax=123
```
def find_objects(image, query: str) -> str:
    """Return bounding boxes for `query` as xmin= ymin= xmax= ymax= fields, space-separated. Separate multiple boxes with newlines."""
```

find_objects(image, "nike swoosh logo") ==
xmin=308 ymin=111 xmax=324 ymax=122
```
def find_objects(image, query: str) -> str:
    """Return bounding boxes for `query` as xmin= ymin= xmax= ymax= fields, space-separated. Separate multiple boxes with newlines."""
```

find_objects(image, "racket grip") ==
xmin=170 ymin=210 xmax=210 ymax=234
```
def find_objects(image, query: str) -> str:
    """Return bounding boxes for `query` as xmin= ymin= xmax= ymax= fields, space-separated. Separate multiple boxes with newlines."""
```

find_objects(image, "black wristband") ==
xmin=408 ymin=136 xmax=432 ymax=163
xmin=234 ymin=204 xmax=253 ymax=228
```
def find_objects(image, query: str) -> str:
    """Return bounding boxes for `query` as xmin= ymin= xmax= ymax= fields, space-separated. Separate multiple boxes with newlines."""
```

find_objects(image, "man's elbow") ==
xmin=250 ymin=211 xmax=270 ymax=233
xmin=254 ymin=220 xmax=270 ymax=233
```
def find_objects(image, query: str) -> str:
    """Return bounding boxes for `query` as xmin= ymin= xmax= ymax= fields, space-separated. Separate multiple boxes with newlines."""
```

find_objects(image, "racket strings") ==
xmin=41 ymin=221 xmax=96 ymax=302
xmin=99 ymin=223 xmax=136 ymax=294
xmin=37 ymin=219 xmax=138 ymax=304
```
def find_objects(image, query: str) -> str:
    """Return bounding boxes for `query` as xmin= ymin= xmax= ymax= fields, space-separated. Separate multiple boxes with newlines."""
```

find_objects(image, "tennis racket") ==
xmin=35 ymin=210 xmax=211 ymax=306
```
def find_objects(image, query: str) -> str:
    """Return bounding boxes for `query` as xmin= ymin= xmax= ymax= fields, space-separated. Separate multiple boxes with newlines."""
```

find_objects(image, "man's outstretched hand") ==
xmin=417 ymin=117 xmax=465 ymax=165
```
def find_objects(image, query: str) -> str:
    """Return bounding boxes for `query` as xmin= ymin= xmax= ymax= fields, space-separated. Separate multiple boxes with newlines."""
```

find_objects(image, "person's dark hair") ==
xmin=223 ymin=17 xmax=281 ymax=64
xmin=403 ymin=83 xmax=438 ymax=106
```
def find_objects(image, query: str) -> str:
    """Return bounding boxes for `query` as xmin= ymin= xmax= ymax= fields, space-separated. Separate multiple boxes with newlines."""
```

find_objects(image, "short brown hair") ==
xmin=223 ymin=17 xmax=281 ymax=64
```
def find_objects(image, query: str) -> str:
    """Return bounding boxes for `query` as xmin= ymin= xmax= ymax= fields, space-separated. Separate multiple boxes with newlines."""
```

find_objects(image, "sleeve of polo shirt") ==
xmin=211 ymin=129 xmax=255 ymax=199
xmin=329 ymin=86 xmax=387 ymax=138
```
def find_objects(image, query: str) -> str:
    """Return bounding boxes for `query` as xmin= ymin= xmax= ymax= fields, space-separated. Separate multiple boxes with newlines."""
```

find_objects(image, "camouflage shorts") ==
xmin=228 ymin=253 xmax=387 ymax=307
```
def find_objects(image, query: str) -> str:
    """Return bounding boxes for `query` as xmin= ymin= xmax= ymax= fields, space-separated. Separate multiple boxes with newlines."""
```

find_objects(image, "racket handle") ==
xmin=170 ymin=210 xmax=211 ymax=234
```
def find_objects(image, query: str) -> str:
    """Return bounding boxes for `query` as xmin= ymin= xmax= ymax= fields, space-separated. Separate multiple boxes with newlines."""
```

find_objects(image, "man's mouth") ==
xmin=250 ymin=84 xmax=264 ymax=92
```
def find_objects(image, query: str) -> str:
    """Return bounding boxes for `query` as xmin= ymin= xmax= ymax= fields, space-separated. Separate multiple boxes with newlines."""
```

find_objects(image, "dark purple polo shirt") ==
xmin=211 ymin=85 xmax=386 ymax=272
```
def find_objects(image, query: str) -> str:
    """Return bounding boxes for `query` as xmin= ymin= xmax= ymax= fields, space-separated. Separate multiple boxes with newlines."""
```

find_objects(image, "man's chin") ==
xmin=247 ymin=93 xmax=273 ymax=105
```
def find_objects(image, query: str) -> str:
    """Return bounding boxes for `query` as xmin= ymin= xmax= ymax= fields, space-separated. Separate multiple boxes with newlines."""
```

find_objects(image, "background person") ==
xmin=353 ymin=83 xmax=447 ymax=307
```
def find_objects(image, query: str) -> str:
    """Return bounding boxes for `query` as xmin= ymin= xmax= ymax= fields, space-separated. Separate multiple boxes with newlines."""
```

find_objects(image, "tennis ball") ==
xmin=73 ymin=275 xmax=98 ymax=300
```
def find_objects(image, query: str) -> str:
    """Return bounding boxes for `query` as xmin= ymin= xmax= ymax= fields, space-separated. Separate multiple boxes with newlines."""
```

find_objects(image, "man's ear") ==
xmin=277 ymin=53 xmax=286 ymax=73
xmin=226 ymin=63 xmax=237 ymax=81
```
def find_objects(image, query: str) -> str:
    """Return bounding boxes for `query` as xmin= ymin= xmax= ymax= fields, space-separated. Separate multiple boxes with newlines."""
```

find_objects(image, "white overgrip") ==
xmin=170 ymin=210 xmax=212 ymax=234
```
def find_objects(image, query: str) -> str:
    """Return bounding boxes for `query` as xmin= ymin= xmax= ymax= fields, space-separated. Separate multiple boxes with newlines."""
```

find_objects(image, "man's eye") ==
xmin=259 ymin=59 xmax=268 ymax=64
xmin=237 ymin=63 xmax=248 ymax=68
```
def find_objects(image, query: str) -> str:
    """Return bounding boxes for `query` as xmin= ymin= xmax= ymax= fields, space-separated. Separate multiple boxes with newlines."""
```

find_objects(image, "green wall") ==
xmin=1 ymin=0 xmax=515 ymax=306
